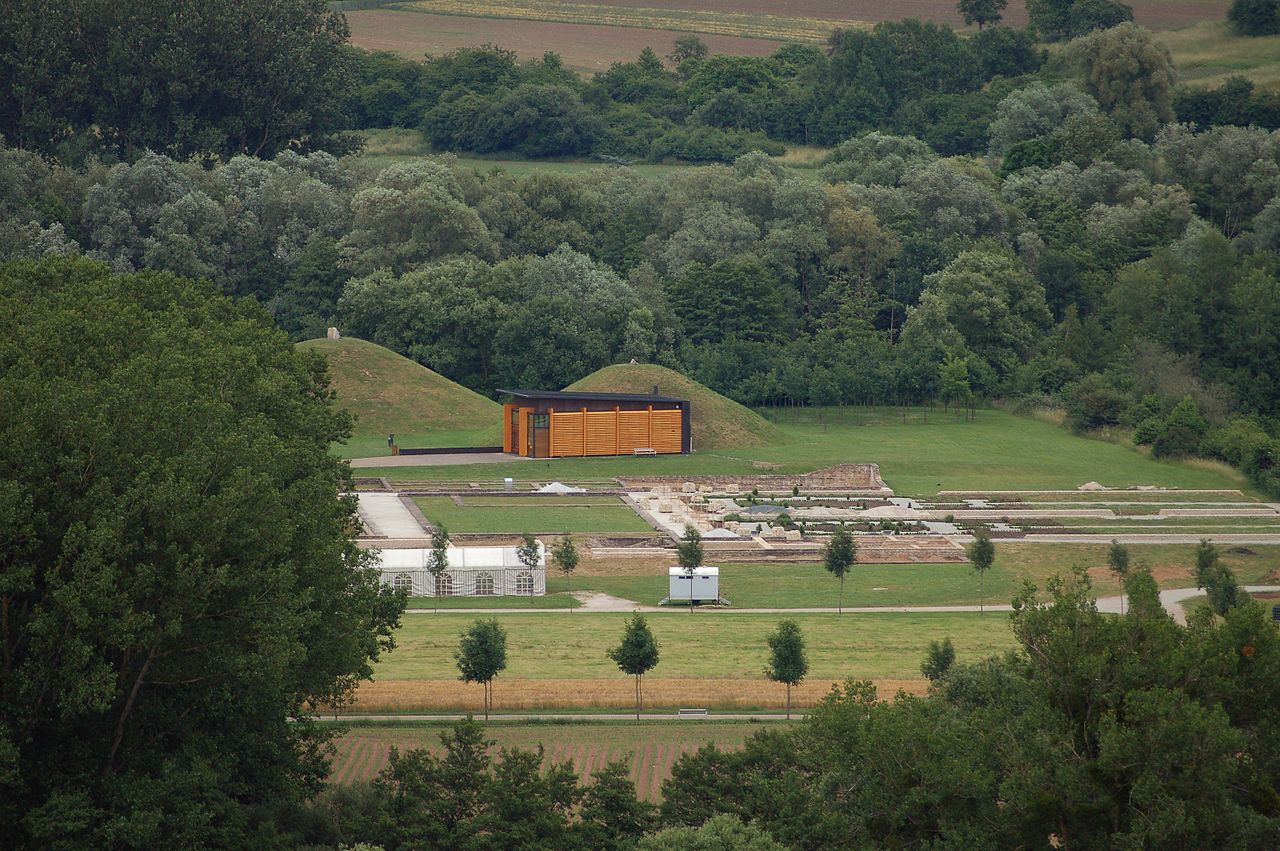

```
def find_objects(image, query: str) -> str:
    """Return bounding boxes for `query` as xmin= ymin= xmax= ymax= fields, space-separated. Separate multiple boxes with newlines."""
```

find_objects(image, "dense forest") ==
xmin=4 ymin=18 xmax=1280 ymax=496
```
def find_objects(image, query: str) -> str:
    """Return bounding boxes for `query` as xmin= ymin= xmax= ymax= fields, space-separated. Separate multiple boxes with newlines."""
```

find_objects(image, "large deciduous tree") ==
xmin=0 ymin=256 xmax=404 ymax=847
xmin=957 ymin=0 xmax=1008 ymax=29
xmin=1068 ymin=23 xmax=1176 ymax=140
xmin=0 ymin=0 xmax=359 ymax=161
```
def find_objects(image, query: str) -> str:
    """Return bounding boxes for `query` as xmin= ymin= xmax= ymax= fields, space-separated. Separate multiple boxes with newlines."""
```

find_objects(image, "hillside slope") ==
xmin=566 ymin=363 xmax=780 ymax=449
xmin=299 ymin=337 xmax=499 ymax=442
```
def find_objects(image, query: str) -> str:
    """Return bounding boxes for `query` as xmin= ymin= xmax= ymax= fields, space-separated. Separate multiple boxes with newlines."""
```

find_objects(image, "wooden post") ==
xmin=647 ymin=405 xmax=653 ymax=448
xmin=548 ymin=407 xmax=555 ymax=457
xmin=614 ymin=406 xmax=620 ymax=456
xmin=582 ymin=407 xmax=588 ymax=457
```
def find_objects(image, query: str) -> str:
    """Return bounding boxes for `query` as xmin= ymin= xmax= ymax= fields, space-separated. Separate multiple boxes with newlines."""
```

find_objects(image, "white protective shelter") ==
xmin=667 ymin=566 xmax=720 ymax=603
xmin=375 ymin=542 xmax=546 ymax=597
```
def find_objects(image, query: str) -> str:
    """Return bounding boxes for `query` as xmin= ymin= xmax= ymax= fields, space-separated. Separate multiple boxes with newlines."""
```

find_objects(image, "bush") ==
xmin=648 ymin=124 xmax=785 ymax=162
xmin=1228 ymin=0 xmax=1280 ymax=36
xmin=1063 ymin=372 xmax=1129 ymax=431
xmin=1151 ymin=395 xmax=1209 ymax=458
xmin=922 ymin=638 xmax=956 ymax=681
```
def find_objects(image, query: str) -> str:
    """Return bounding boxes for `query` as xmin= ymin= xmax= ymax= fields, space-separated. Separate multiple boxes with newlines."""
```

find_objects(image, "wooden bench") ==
xmin=677 ymin=708 xmax=708 ymax=717
xmin=633 ymin=447 xmax=657 ymax=457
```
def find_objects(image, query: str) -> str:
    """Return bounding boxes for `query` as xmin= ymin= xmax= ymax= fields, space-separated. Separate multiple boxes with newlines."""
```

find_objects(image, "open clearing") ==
xmin=351 ymin=611 xmax=1014 ymax=710
xmin=356 ymin=406 xmax=1253 ymax=498
xmin=413 ymin=495 xmax=654 ymax=534
xmin=1160 ymin=22 xmax=1280 ymax=89
xmin=329 ymin=721 xmax=768 ymax=797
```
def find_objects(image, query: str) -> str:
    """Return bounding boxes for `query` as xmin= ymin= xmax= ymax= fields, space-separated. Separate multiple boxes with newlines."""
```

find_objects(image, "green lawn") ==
xmin=414 ymin=495 xmax=654 ymax=534
xmin=358 ymin=407 xmax=1250 ymax=498
xmin=375 ymin=611 xmax=1017 ymax=682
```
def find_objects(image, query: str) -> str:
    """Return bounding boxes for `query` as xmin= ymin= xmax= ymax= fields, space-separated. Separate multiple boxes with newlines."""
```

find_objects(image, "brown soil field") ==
xmin=329 ymin=722 xmax=765 ymax=797
xmin=579 ymin=0 xmax=1232 ymax=30
xmin=346 ymin=9 xmax=783 ymax=72
xmin=347 ymin=1 xmax=1232 ymax=72
xmin=344 ymin=676 xmax=927 ymax=712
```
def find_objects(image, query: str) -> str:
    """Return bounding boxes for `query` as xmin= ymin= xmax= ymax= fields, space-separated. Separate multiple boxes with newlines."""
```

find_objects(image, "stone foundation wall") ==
xmin=618 ymin=463 xmax=890 ymax=493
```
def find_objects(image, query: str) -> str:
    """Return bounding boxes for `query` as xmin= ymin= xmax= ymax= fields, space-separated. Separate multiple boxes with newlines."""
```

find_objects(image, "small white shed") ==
xmin=668 ymin=566 xmax=720 ymax=603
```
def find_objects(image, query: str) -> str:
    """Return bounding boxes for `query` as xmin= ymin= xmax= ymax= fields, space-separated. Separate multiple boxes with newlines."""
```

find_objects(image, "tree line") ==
xmin=4 ymin=2 xmax=1276 ymax=168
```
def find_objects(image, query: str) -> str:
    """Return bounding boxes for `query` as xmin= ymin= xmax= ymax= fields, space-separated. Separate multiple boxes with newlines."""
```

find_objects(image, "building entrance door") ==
xmin=530 ymin=413 xmax=549 ymax=457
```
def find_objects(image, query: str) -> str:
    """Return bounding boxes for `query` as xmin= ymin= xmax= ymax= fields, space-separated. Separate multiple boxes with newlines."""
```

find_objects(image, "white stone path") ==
xmin=356 ymin=493 xmax=429 ymax=539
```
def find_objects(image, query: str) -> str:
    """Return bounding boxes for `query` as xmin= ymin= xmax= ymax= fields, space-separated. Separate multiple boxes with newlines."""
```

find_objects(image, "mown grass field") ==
xmin=329 ymin=720 xmax=769 ymax=797
xmin=1161 ymin=21 xmax=1280 ymax=90
xmin=366 ymin=610 xmax=1012 ymax=682
xmin=358 ymin=406 xmax=1252 ymax=498
xmin=413 ymin=495 xmax=654 ymax=533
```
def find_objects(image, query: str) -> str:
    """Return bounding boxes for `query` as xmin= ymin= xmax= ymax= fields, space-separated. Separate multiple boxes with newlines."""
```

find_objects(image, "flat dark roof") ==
xmin=498 ymin=388 xmax=687 ymax=404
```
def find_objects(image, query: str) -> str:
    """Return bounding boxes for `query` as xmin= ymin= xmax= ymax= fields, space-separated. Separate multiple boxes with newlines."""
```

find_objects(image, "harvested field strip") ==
xmin=401 ymin=0 xmax=867 ymax=41
xmin=329 ymin=721 xmax=769 ymax=797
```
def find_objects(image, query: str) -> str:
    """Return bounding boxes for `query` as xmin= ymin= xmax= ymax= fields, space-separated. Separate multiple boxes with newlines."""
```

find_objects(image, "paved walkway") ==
xmin=402 ymin=586 xmax=1280 ymax=623
xmin=351 ymin=452 xmax=529 ymax=468
xmin=356 ymin=493 xmax=429 ymax=538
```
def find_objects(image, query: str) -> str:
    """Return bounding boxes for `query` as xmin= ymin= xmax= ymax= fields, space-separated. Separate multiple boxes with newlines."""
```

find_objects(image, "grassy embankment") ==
xmin=299 ymin=336 xmax=501 ymax=455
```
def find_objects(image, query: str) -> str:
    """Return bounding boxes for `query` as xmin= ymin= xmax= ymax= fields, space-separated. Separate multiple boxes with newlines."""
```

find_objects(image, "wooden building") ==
xmin=499 ymin=389 xmax=691 ymax=457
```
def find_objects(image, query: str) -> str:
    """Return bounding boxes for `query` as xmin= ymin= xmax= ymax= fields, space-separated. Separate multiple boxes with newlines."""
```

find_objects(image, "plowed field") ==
xmin=346 ymin=9 xmax=783 ymax=72
xmin=329 ymin=721 xmax=768 ymax=798
xmin=346 ymin=1 xmax=1233 ymax=74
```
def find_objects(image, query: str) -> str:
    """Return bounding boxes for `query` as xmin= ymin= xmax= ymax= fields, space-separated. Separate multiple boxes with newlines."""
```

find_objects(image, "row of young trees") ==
xmin=451 ymin=612 xmax=809 ymax=722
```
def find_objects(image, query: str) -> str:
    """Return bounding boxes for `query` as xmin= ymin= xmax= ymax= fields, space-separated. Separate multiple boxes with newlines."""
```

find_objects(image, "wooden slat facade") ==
xmin=502 ymin=391 xmax=691 ymax=458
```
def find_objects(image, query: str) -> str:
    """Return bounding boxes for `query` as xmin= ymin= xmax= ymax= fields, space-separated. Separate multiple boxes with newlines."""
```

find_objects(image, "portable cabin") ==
xmin=498 ymin=389 xmax=691 ymax=458
xmin=667 ymin=567 xmax=720 ymax=603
